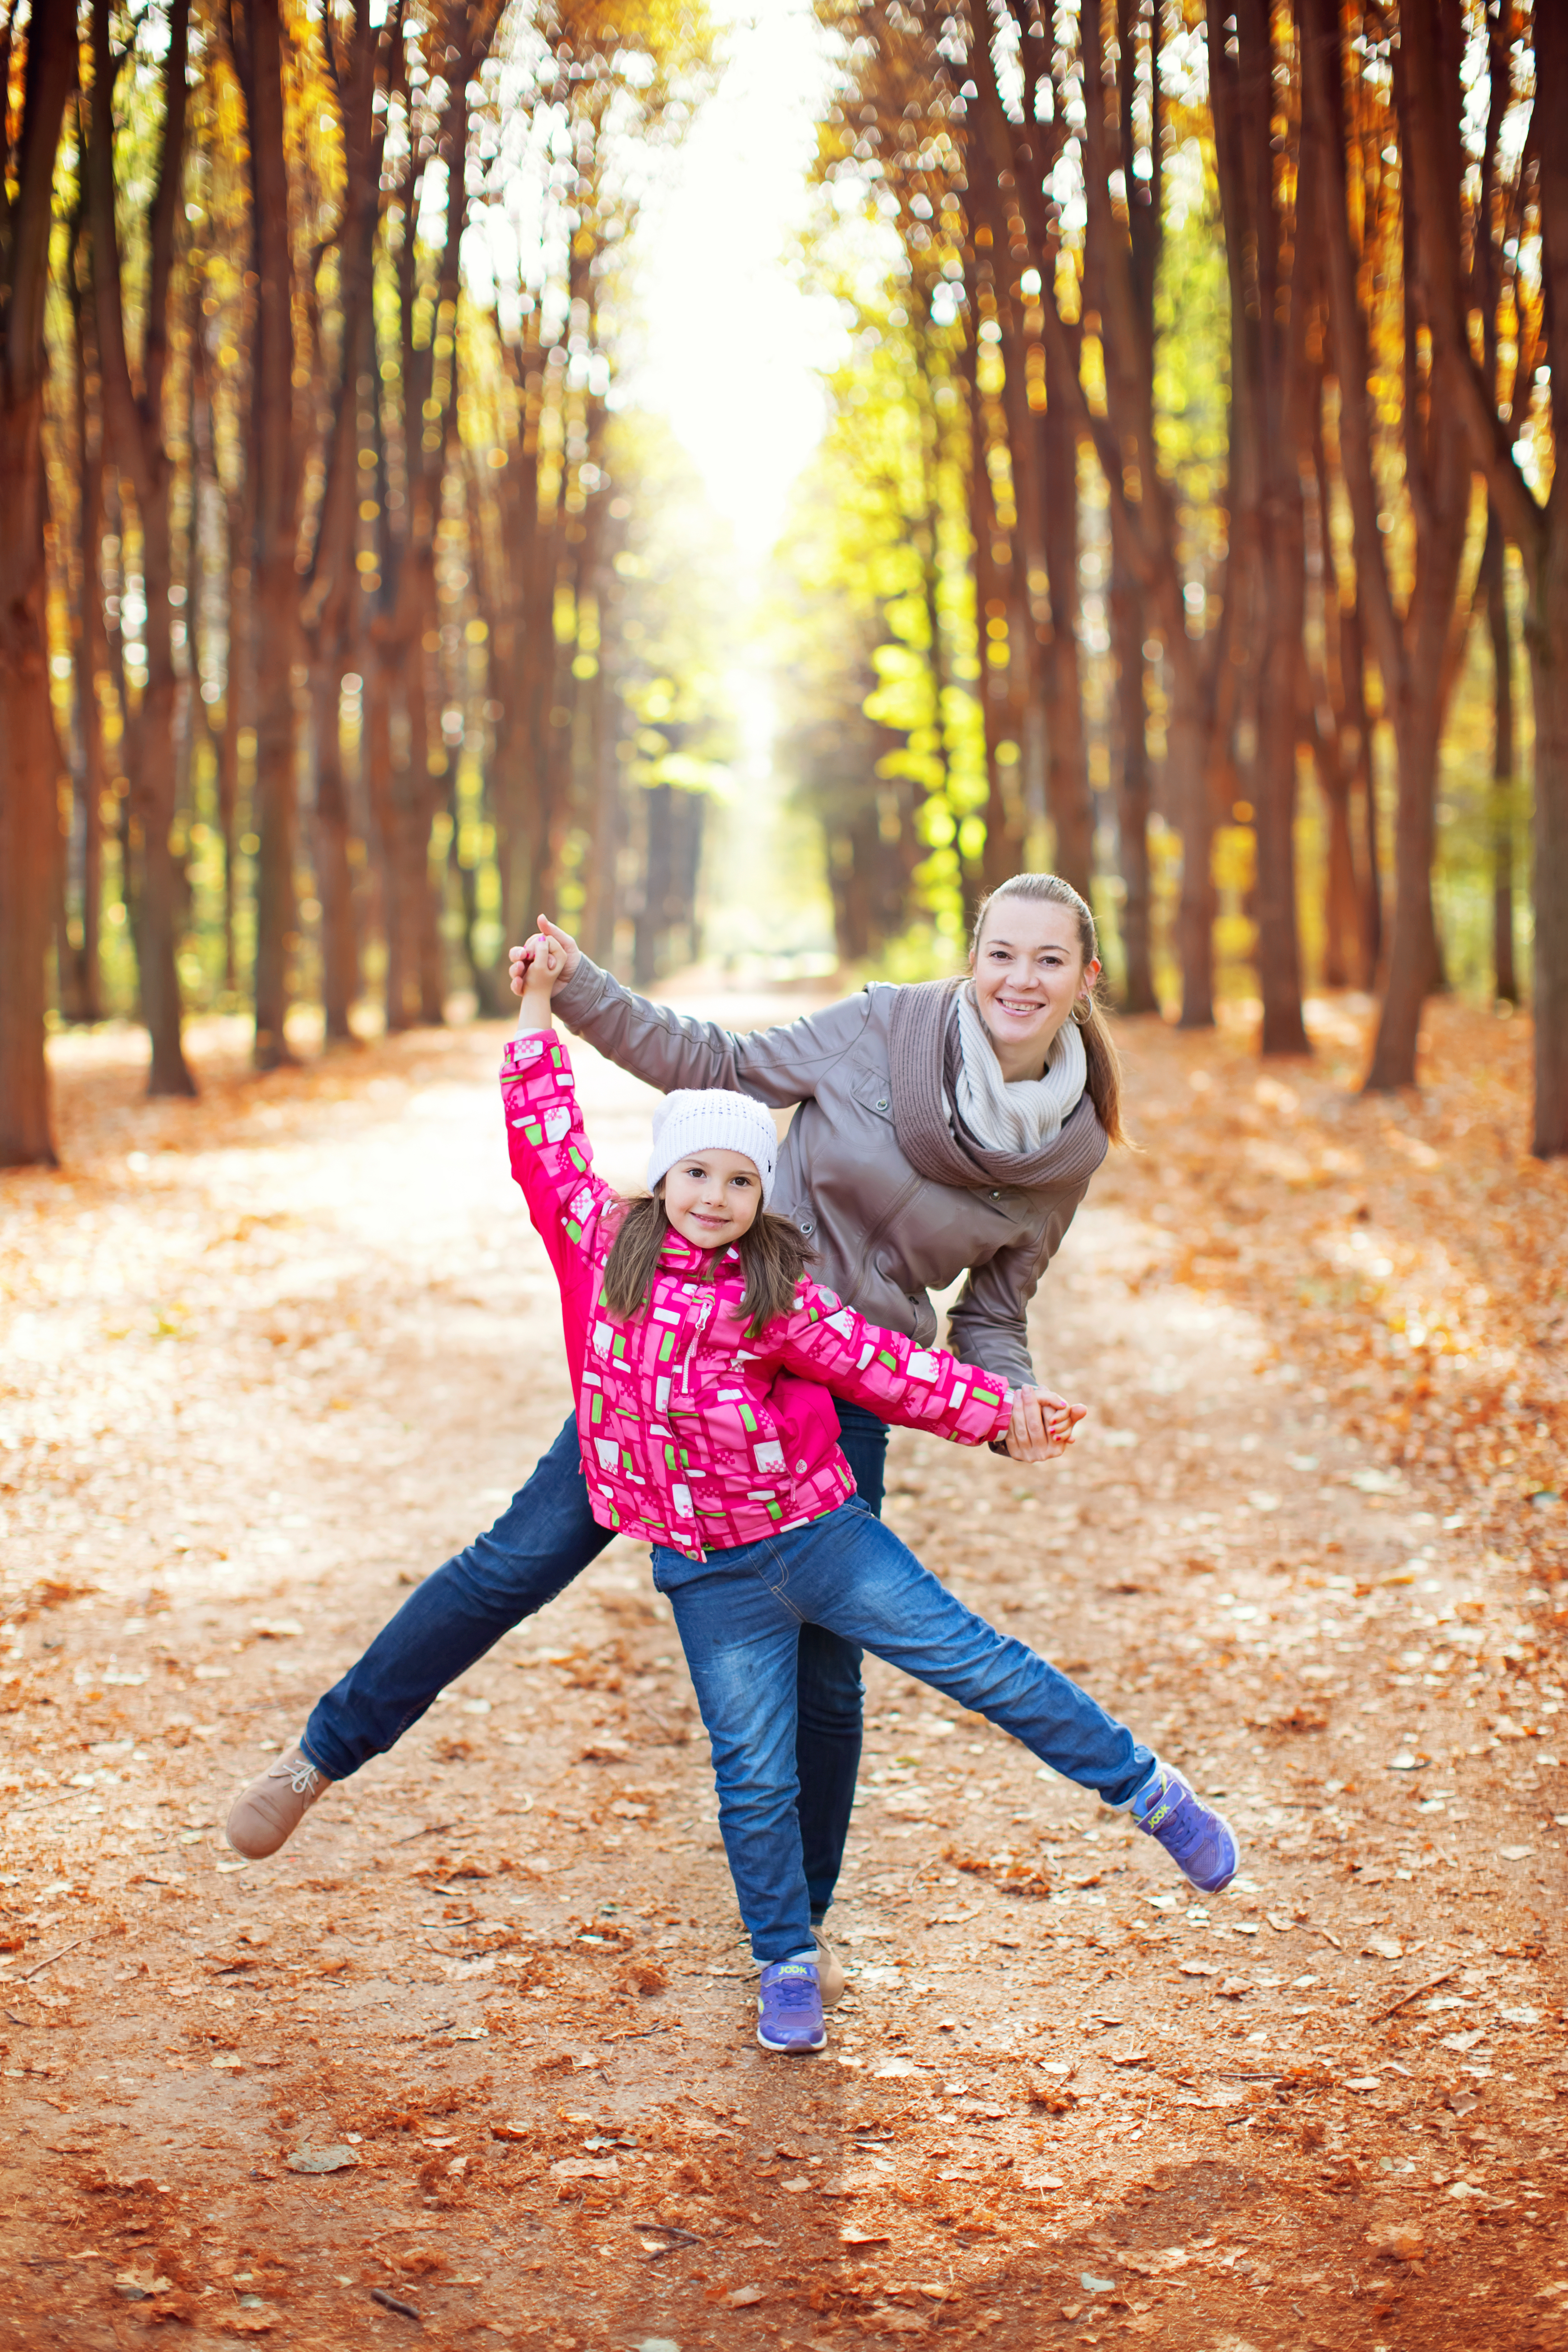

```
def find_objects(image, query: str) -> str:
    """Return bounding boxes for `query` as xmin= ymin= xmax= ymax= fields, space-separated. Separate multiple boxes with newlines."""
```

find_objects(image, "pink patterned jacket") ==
xmin=501 ymin=1032 xmax=1015 ymax=1559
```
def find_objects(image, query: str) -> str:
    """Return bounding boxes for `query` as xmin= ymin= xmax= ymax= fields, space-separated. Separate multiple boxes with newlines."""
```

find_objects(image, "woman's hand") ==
xmin=1003 ymin=1385 xmax=1086 ymax=1463
xmin=510 ymin=930 xmax=569 ymax=1027
xmin=509 ymin=913 xmax=582 ymax=998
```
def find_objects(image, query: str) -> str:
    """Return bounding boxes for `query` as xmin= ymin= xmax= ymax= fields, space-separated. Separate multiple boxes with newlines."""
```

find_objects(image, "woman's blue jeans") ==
xmin=651 ymin=1497 xmax=1153 ymax=1965
xmin=301 ymin=1400 xmax=888 ymax=1920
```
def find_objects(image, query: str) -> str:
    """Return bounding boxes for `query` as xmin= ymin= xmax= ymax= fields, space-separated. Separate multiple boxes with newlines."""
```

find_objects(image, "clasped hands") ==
xmin=1004 ymin=1385 xmax=1086 ymax=1462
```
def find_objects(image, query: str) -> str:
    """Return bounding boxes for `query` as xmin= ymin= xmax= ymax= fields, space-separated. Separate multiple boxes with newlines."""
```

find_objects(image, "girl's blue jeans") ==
xmin=301 ymin=1400 xmax=889 ymax=1920
xmin=651 ymin=1496 xmax=1153 ymax=1965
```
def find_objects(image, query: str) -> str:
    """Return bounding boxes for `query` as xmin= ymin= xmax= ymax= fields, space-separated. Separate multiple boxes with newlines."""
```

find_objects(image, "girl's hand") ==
xmin=1003 ymin=1386 xmax=1086 ymax=1463
xmin=510 ymin=931 xmax=568 ymax=1024
xmin=509 ymin=931 xmax=570 ymax=999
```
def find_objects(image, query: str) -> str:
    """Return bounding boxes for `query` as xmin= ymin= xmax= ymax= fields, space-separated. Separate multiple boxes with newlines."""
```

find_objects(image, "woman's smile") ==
xmin=969 ymin=900 xmax=1100 ymax=1080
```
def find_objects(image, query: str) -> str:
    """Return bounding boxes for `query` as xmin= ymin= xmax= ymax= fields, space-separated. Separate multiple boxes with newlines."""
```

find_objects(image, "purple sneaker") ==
xmin=756 ymin=1959 xmax=826 ymax=2053
xmin=1131 ymin=1763 xmax=1240 ymax=1894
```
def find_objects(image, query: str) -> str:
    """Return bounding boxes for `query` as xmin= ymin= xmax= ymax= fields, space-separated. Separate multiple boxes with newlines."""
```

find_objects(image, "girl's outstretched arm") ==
xmin=755 ymin=1282 xmax=1020 ymax=1452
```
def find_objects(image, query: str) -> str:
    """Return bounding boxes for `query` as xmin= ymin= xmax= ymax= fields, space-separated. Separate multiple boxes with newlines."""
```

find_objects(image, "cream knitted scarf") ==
xmin=951 ymin=981 xmax=1087 ymax=1154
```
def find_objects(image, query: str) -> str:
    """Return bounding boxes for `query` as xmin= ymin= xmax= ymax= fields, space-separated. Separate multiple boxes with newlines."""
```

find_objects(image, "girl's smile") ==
xmin=662 ymin=1151 xmax=764 ymax=1250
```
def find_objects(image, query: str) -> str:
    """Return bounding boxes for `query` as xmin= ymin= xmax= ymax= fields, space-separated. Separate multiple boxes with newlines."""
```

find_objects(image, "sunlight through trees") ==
xmin=0 ymin=0 xmax=1562 ymax=1163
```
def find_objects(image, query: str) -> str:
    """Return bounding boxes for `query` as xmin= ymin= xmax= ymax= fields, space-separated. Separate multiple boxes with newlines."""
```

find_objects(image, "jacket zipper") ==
xmin=679 ymin=1293 xmax=712 ymax=1395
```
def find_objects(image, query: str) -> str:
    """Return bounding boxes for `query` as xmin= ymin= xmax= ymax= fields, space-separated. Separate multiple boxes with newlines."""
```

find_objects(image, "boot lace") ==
xmin=268 ymin=1754 xmax=321 ymax=1798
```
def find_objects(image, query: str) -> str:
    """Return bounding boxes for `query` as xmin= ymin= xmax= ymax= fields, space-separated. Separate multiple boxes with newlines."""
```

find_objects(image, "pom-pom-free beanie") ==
xmin=647 ymin=1090 xmax=780 ymax=1207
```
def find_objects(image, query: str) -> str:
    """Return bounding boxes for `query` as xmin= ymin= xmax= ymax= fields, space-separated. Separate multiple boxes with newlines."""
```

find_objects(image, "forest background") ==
xmin=0 ymin=0 xmax=1564 ymax=1169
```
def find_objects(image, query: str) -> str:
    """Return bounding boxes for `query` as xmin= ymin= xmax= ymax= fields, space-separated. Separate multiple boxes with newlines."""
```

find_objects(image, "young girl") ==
xmin=508 ymin=933 xmax=1237 ymax=2054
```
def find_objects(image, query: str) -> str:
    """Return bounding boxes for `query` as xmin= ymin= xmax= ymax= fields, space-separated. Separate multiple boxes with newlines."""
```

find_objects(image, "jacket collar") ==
xmin=655 ymin=1229 xmax=741 ymax=1280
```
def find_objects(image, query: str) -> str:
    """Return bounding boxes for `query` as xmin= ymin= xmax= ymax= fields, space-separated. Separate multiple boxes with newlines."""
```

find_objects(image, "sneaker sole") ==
xmin=755 ymin=2026 xmax=826 ymax=2053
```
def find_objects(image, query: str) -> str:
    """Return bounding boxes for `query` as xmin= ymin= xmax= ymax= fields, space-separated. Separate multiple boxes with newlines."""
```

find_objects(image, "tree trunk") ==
xmin=0 ymin=6 xmax=76 ymax=1165
xmin=1040 ymin=389 xmax=1092 ymax=899
xmin=1254 ymin=458 xmax=1310 ymax=1054
xmin=634 ymin=782 xmax=674 ymax=987
xmin=1523 ymin=8 xmax=1568 ymax=1154
xmin=1527 ymin=536 xmax=1568 ymax=1154
xmin=1386 ymin=0 xmax=1563 ymax=1147
xmin=217 ymin=490 xmax=250 ymax=1000
xmin=579 ymin=631 xmax=622 ymax=966
xmin=1313 ymin=738 xmax=1362 ymax=992
xmin=1480 ymin=511 xmax=1518 ymax=1006
xmin=1336 ymin=598 xmax=1379 ymax=983
xmin=296 ymin=10 xmax=388 ymax=1047
xmin=310 ymin=659 xmax=357 ymax=1042
xmin=1109 ymin=549 xmax=1156 ymax=1012
xmin=364 ymin=637 xmax=412 ymax=1031
xmin=239 ymin=0 xmax=303 ymax=1069
xmin=88 ymin=0 xmax=195 ymax=1096
xmin=251 ymin=553 xmax=300 ymax=1068
xmin=135 ymin=484 xmax=197 ymax=1091
xmin=65 ymin=245 xmax=109 ymax=1024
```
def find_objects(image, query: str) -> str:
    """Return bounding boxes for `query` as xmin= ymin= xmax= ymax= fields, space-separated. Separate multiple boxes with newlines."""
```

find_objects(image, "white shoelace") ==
xmin=268 ymin=1755 xmax=321 ymax=1797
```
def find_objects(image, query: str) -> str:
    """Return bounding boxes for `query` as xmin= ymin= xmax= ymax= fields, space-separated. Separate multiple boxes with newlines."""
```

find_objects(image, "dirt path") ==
xmin=2 ymin=995 xmax=1565 ymax=2352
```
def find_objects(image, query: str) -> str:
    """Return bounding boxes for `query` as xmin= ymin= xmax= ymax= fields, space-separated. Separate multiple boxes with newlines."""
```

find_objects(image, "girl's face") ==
xmin=969 ymin=899 xmax=1099 ymax=1076
xmin=662 ymin=1151 xmax=764 ymax=1250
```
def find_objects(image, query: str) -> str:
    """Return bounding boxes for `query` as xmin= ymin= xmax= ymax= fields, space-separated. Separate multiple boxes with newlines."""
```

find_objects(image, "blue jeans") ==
xmin=651 ymin=1496 xmax=1153 ymax=1965
xmin=302 ymin=1401 xmax=889 ymax=1921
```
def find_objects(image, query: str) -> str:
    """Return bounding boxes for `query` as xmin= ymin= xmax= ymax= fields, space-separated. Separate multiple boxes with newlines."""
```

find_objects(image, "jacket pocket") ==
xmin=848 ymin=1062 xmax=896 ymax=1122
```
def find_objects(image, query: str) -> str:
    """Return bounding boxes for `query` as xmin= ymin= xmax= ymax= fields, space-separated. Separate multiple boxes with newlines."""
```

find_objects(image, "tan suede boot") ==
xmin=225 ymin=1742 xmax=332 ymax=1859
xmin=812 ymin=1926 xmax=847 ymax=2008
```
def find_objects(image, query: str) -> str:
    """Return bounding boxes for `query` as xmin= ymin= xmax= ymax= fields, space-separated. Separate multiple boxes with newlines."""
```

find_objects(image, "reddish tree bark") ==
xmin=63 ymin=209 xmax=109 ymax=1026
xmin=1480 ymin=514 xmax=1518 ymax=1007
xmin=88 ymin=0 xmax=196 ymax=1096
xmin=299 ymin=0 xmax=395 ymax=1044
xmin=0 ymin=6 xmax=78 ymax=1166
xmin=1401 ymin=0 xmax=1565 ymax=1150
xmin=1303 ymin=0 xmax=1472 ymax=1094
xmin=1208 ymin=0 xmax=1313 ymax=1055
xmin=235 ymin=0 xmax=306 ymax=1069
xmin=1039 ymin=383 xmax=1094 ymax=905
xmin=975 ymin=5 xmax=1212 ymax=1018
xmin=1109 ymin=543 xmax=1155 ymax=1012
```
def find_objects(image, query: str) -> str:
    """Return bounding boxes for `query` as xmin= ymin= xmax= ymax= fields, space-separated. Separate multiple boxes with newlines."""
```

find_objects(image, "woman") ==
xmin=226 ymin=871 xmax=1122 ymax=1990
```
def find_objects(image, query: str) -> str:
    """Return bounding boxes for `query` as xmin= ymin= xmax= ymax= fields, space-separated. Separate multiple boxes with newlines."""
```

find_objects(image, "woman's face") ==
xmin=969 ymin=899 xmax=1099 ymax=1074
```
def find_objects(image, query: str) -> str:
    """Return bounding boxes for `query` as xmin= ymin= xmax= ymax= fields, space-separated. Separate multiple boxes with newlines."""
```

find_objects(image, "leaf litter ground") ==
xmin=2 ymin=989 xmax=1567 ymax=2352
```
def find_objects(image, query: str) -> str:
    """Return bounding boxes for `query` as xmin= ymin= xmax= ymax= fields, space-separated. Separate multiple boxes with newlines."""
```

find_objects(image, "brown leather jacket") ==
xmin=552 ymin=956 xmax=1107 ymax=1391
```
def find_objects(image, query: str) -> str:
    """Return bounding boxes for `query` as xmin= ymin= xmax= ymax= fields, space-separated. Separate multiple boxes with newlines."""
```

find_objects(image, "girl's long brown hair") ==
xmin=600 ymin=1190 xmax=815 ymax=1337
xmin=970 ymin=871 xmax=1126 ymax=1146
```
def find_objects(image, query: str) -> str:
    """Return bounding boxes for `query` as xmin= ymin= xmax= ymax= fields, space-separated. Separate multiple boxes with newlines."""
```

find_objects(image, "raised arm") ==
xmin=944 ymin=1178 xmax=1094 ymax=1391
xmin=520 ymin=921 xmax=875 ymax=1111
xmin=755 ymin=1281 xmax=1015 ymax=1450
xmin=499 ymin=1032 xmax=616 ymax=1287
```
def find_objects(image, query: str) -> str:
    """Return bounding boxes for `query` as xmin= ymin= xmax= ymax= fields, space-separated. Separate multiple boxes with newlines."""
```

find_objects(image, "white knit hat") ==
xmin=647 ymin=1089 xmax=779 ymax=1208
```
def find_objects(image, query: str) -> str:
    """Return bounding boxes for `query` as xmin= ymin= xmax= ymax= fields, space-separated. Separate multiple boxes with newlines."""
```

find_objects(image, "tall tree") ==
xmin=88 ymin=0 xmax=196 ymax=1096
xmin=233 ymin=0 xmax=307 ymax=1069
xmin=1303 ymin=0 xmax=1472 ymax=1093
xmin=299 ymin=0 xmax=397 ymax=1044
xmin=1208 ymin=0 xmax=1315 ymax=1056
xmin=0 ymin=4 xmax=78 ymax=1166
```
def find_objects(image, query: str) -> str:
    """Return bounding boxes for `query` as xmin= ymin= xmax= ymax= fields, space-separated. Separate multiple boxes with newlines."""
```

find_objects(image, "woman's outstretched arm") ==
xmin=510 ymin=917 xmax=872 ymax=1111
